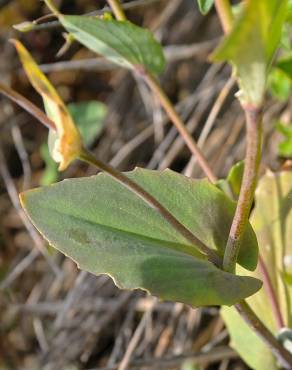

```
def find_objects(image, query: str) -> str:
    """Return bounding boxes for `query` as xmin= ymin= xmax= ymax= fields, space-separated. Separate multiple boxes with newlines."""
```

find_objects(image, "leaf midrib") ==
xmin=40 ymin=204 xmax=206 ymax=260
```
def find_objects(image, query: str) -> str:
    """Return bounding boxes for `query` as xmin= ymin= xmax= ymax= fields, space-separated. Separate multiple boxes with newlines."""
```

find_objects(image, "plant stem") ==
xmin=236 ymin=301 xmax=292 ymax=369
xmin=79 ymin=149 xmax=222 ymax=266
xmin=223 ymin=106 xmax=262 ymax=273
xmin=214 ymin=0 xmax=233 ymax=34
xmin=213 ymin=2 xmax=291 ymax=365
xmin=106 ymin=0 xmax=217 ymax=183
xmin=107 ymin=0 xmax=127 ymax=21
xmin=221 ymin=104 xmax=291 ymax=364
xmin=258 ymin=255 xmax=285 ymax=329
xmin=143 ymin=72 xmax=217 ymax=183
xmin=43 ymin=0 xmax=60 ymax=16
xmin=0 ymin=83 xmax=56 ymax=131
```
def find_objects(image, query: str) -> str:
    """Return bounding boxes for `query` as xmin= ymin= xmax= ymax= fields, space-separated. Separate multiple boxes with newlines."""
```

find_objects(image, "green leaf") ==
xmin=279 ymin=140 xmax=292 ymax=157
xmin=276 ymin=122 xmax=292 ymax=158
xmin=276 ymin=122 xmax=292 ymax=137
xmin=21 ymin=169 xmax=261 ymax=306
xmin=286 ymin=0 xmax=292 ymax=24
xmin=277 ymin=55 xmax=292 ymax=79
xmin=282 ymin=272 xmax=292 ymax=286
xmin=281 ymin=24 xmax=292 ymax=50
xmin=197 ymin=0 xmax=214 ymax=15
xmin=212 ymin=0 xmax=288 ymax=105
xmin=68 ymin=101 xmax=107 ymax=146
xmin=226 ymin=161 xmax=244 ymax=199
xmin=217 ymin=161 xmax=244 ymax=200
xmin=221 ymin=170 xmax=292 ymax=369
xmin=40 ymin=143 xmax=59 ymax=186
xmin=251 ymin=171 xmax=292 ymax=325
xmin=59 ymin=16 xmax=165 ymax=75
xmin=268 ymin=68 xmax=291 ymax=101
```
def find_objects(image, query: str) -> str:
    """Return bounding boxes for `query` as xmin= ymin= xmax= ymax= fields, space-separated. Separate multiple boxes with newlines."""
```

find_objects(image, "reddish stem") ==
xmin=258 ymin=255 xmax=285 ymax=329
xmin=0 ymin=82 xmax=56 ymax=131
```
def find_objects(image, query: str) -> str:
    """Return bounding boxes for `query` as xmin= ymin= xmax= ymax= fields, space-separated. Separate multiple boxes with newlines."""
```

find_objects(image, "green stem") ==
xmin=214 ymin=0 xmax=233 ymax=33
xmin=236 ymin=301 xmax=292 ymax=369
xmin=142 ymin=72 xmax=217 ymax=183
xmin=107 ymin=0 xmax=127 ymax=21
xmin=79 ymin=149 xmax=221 ymax=266
xmin=223 ymin=106 xmax=262 ymax=273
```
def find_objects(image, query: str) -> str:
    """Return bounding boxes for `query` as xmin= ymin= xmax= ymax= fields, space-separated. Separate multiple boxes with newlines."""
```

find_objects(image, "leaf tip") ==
xmin=13 ymin=21 xmax=35 ymax=33
xmin=19 ymin=191 xmax=26 ymax=208
xmin=19 ymin=188 xmax=40 ymax=210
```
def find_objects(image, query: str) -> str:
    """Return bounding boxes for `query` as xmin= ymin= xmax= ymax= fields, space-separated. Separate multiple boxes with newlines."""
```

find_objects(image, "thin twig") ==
xmin=11 ymin=123 xmax=32 ymax=190
xmin=149 ymin=64 xmax=222 ymax=170
xmin=184 ymin=77 xmax=235 ymax=177
xmin=118 ymin=304 xmax=154 ymax=370
xmin=0 ymin=249 xmax=38 ymax=290
xmin=35 ymin=40 xmax=216 ymax=73
xmin=158 ymin=82 xmax=222 ymax=171
xmin=111 ymin=87 xmax=203 ymax=168
xmin=86 ymin=346 xmax=237 ymax=370
xmin=143 ymin=72 xmax=217 ymax=182
xmin=198 ymin=77 xmax=235 ymax=148
xmin=16 ymin=0 xmax=162 ymax=32
xmin=0 ymin=144 xmax=62 ymax=280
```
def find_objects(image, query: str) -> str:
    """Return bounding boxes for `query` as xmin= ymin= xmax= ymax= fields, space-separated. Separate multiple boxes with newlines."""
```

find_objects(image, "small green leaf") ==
xmin=277 ymin=55 xmax=292 ymax=79
xmin=276 ymin=122 xmax=292 ymax=158
xmin=226 ymin=161 xmax=244 ymax=199
xmin=216 ymin=161 xmax=244 ymax=200
xmin=279 ymin=140 xmax=292 ymax=158
xmin=21 ymin=169 xmax=261 ymax=306
xmin=286 ymin=0 xmax=292 ymax=24
xmin=212 ymin=0 xmax=288 ymax=105
xmin=68 ymin=101 xmax=107 ymax=146
xmin=282 ymin=272 xmax=292 ymax=285
xmin=197 ymin=0 xmax=214 ymax=15
xmin=276 ymin=122 xmax=292 ymax=137
xmin=268 ymin=68 xmax=291 ymax=101
xmin=59 ymin=16 xmax=165 ymax=75
xmin=40 ymin=143 xmax=59 ymax=186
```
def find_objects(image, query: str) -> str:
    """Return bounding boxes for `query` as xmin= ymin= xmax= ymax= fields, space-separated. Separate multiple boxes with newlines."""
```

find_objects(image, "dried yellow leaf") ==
xmin=12 ymin=39 xmax=82 ymax=170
